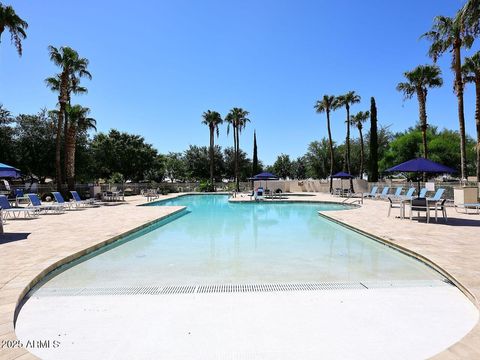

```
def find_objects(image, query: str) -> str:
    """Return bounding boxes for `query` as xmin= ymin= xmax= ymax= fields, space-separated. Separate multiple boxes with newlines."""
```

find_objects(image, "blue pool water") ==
xmin=40 ymin=195 xmax=443 ymax=289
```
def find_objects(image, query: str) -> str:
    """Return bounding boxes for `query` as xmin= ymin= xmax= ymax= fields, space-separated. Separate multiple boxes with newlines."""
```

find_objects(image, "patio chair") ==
xmin=375 ymin=187 xmax=390 ymax=200
xmin=27 ymin=193 xmax=65 ymax=214
xmin=70 ymin=191 xmax=96 ymax=206
xmin=409 ymin=197 xmax=447 ymax=223
xmin=363 ymin=186 xmax=378 ymax=198
xmin=0 ymin=195 xmax=38 ymax=219
xmin=255 ymin=187 xmax=264 ymax=201
xmin=52 ymin=192 xmax=77 ymax=210
xmin=387 ymin=197 xmax=404 ymax=218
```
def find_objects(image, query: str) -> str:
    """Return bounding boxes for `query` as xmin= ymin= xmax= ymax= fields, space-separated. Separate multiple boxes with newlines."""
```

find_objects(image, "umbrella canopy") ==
xmin=0 ymin=163 xmax=21 ymax=178
xmin=385 ymin=158 xmax=455 ymax=174
xmin=249 ymin=172 xmax=279 ymax=180
xmin=331 ymin=171 xmax=354 ymax=179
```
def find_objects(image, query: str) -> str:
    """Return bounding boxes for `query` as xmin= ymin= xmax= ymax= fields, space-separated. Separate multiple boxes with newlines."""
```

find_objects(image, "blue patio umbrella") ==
xmin=331 ymin=171 xmax=354 ymax=179
xmin=248 ymin=172 xmax=279 ymax=191
xmin=385 ymin=158 xmax=455 ymax=195
xmin=0 ymin=163 xmax=21 ymax=178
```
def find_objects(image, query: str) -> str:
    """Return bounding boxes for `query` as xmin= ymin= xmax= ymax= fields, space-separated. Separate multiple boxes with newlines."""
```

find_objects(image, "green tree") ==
xmin=225 ymin=107 xmax=250 ymax=191
xmin=291 ymin=156 xmax=307 ymax=180
xmin=0 ymin=104 xmax=16 ymax=164
xmin=201 ymin=110 xmax=223 ymax=189
xmin=91 ymin=130 xmax=157 ymax=181
xmin=314 ymin=95 xmax=336 ymax=192
xmin=165 ymin=152 xmax=186 ymax=182
xmin=46 ymin=46 xmax=92 ymax=190
xmin=304 ymin=139 xmax=336 ymax=179
xmin=64 ymin=105 xmax=96 ymax=190
xmin=334 ymin=91 xmax=360 ymax=190
xmin=272 ymin=154 xmax=292 ymax=179
xmin=368 ymin=97 xmax=379 ymax=182
xmin=14 ymin=109 xmax=56 ymax=182
xmin=0 ymin=3 xmax=28 ymax=56
xmin=252 ymin=130 xmax=260 ymax=176
xmin=422 ymin=15 xmax=474 ymax=179
xmin=223 ymin=147 xmax=251 ymax=182
xmin=350 ymin=111 xmax=370 ymax=178
xmin=396 ymin=64 xmax=443 ymax=160
xmin=462 ymin=51 xmax=480 ymax=181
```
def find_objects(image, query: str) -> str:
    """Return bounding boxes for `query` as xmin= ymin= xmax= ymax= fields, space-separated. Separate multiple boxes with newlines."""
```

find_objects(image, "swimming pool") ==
xmin=35 ymin=194 xmax=444 ymax=290
xmin=17 ymin=194 xmax=479 ymax=360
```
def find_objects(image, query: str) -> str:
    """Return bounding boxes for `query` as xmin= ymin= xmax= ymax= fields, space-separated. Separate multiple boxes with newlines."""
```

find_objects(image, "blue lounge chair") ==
xmin=364 ymin=186 xmax=378 ymax=198
xmin=0 ymin=195 xmax=38 ymax=219
xmin=400 ymin=187 xmax=416 ymax=200
xmin=427 ymin=188 xmax=445 ymax=202
xmin=375 ymin=187 xmax=390 ymax=200
xmin=388 ymin=187 xmax=403 ymax=199
xmin=52 ymin=192 xmax=78 ymax=209
xmin=27 ymin=193 xmax=65 ymax=214
xmin=70 ymin=190 xmax=96 ymax=206
xmin=419 ymin=188 xmax=428 ymax=198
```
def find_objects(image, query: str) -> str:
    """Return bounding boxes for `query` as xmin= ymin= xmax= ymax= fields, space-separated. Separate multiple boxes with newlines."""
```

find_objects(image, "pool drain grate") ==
xmin=32 ymin=279 xmax=449 ymax=297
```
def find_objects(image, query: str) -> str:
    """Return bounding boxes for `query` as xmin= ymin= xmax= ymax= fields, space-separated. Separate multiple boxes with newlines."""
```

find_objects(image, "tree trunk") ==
xmin=475 ymin=79 xmax=480 ymax=182
xmin=235 ymin=125 xmax=240 ymax=192
xmin=209 ymin=126 xmax=214 ymax=189
xmin=55 ymin=103 xmax=65 ymax=192
xmin=326 ymin=109 xmax=334 ymax=193
xmin=345 ymin=105 xmax=354 ymax=192
xmin=359 ymin=127 xmax=364 ymax=178
xmin=454 ymin=40 xmax=467 ymax=180
xmin=417 ymin=88 xmax=428 ymax=159
xmin=65 ymin=122 xmax=77 ymax=191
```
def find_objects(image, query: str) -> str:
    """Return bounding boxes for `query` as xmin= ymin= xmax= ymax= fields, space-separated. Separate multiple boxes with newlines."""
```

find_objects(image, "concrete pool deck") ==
xmin=1 ymin=192 xmax=480 ymax=359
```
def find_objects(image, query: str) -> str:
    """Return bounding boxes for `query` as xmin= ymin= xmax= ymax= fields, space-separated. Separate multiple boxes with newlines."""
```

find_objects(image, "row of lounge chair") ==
xmin=363 ymin=186 xmax=431 ymax=201
xmin=0 ymin=191 xmax=96 ymax=222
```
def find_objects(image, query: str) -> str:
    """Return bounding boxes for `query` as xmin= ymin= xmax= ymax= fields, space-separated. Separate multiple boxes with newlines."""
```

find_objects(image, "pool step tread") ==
xmin=32 ymin=280 xmax=450 ymax=297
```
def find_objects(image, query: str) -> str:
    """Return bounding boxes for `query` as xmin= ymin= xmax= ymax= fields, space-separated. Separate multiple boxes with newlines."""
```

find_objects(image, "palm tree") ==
xmin=202 ymin=110 xmax=223 ymax=189
xmin=334 ymin=91 xmax=361 ymax=191
xmin=0 ymin=3 xmax=28 ymax=56
xmin=462 ymin=52 xmax=480 ymax=181
xmin=314 ymin=95 xmax=336 ymax=193
xmin=45 ymin=73 xmax=88 ymax=178
xmin=422 ymin=16 xmax=474 ymax=180
xmin=46 ymin=46 xmax=92 ymax=191
xmin=396 ymin=64 xmax=443 ymax=160
xmin=225 ymin=107 xmax=250 ymax=191
xmin=460 ymin=0 xmax=480 ymax=34
xmin=64 ymin=105 xmax=96 ymax=190
xmin=350 ymin=111 xmax=370 ymax=178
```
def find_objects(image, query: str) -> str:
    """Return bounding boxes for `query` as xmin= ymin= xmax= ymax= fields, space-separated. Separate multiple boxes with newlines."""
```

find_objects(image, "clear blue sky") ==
xmin=0 ymin=0 xmax=477 ymax=165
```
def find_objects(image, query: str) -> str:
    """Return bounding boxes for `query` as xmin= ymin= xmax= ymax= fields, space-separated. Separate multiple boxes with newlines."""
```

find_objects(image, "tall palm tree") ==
xmin=46 ymin=46 xmax=92 ymax=191
xmin=0 ymin=3 xmax=28 ymax=56
xmin=64 ymin=105 xmax=96 ymax=190
xmin=314 ymin=95 xmax=336 ymax=193
xmin=225 ymin=107 xmax=250 ymax=191
xmin=334 ymin=91 xmax=360 ymax=191
xmin=396 ymin=64 xmax=443 ymax=160
xmin=422 ymin=16 xmax=474 ymax=180
xmin=350 ymin=111 xmax=370 ymax=178
xmin=462 ymin=52 xmax=480 ymax=181
xmin=201 ymin=110 xmax=223 ymax=189
xmin=45 ymin=73 xmax=88 ymax=178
